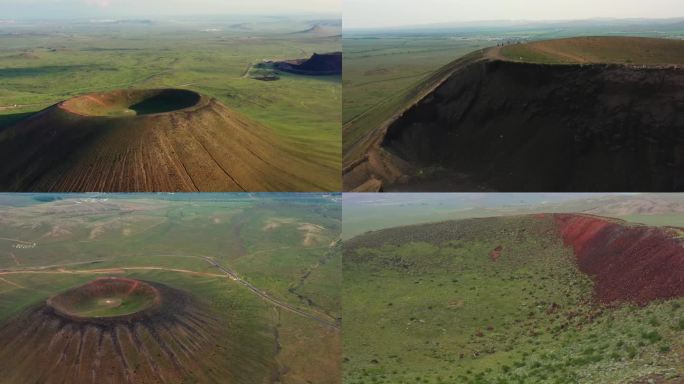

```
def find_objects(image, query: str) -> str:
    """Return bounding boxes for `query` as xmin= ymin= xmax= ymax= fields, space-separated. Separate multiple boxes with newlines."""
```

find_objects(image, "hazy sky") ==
xmin=345 ymin=0 xmax=684 ymax=29
xmin=0 ymin=0 xmax=340 ymax=19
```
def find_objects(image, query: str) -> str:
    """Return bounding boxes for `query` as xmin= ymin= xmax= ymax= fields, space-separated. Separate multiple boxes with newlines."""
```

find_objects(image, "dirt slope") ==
xmin=347 ymin=213 xmax=684 ymax=306
xmin=343 ymin=37 xmax=684 ymax=192
xmin=0 ymin=89 xmax=335 ymax=192
xmin=0 ymin=278 xmax=262 ymax=384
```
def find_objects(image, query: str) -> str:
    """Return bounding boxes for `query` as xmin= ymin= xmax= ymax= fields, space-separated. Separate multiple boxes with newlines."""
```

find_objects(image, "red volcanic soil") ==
xmin=490 ymin=245 xmax=503 ymax=261
xmin=554 ymin=214 xmax=684 ymax=305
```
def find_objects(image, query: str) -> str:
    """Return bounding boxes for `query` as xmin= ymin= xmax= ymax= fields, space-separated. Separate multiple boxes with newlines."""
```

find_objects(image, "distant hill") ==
xmin=276 ymin=52 xmax=342 ymax=75
xmin=343 ymin=37 xmax=684 ymax=192
xmin=501 ymin=36 xmax=684 ymax=64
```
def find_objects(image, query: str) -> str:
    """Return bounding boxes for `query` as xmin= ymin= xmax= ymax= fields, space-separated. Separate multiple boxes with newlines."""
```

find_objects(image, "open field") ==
xmin=0 ymin=16 xmax=341 ymax=190
xmin=0 ymin=193 xmax=341 ymax=383
xmin=343 ymin=212 xmax=684 ymax=384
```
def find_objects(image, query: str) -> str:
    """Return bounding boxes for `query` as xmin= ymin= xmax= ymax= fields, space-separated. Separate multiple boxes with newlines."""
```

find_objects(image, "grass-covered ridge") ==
xmin=343 ymin=215 xmax=684 ymax=383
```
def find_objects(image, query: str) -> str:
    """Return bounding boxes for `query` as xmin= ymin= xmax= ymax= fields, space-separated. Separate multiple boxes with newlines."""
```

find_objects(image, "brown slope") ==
xmin=0 ymin=89 xmax=335 ymax=192
xmin=291 ymin=25 xmax=341 ymax=38
xmin=0 ymin=277 xmax=269 ymax=384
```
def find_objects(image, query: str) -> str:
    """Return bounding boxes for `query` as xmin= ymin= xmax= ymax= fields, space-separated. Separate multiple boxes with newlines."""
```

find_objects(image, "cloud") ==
xmin=84 ymin=0 xmax=112 ymax=7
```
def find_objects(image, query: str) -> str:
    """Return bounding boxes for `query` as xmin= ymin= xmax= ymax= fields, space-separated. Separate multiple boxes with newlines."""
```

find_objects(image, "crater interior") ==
xmin=60 ymin=89 xmax=202 ymax=117
xmin=47 ymin=277 xmax=161 ymax=320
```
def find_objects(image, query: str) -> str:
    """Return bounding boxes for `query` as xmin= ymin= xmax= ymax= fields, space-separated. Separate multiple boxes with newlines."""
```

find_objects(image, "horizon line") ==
xmin=344 ymin=16 xmax=684 ymax=31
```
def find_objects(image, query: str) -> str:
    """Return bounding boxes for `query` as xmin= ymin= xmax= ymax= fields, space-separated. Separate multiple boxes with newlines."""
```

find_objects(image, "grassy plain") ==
xmin=342 ymin=194 xmax=684 ymax=240
xmin=500 ymin=36 xmax=684 ymax=64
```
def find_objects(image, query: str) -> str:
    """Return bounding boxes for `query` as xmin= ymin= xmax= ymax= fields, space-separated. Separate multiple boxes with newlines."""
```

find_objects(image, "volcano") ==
xmin=343 ymin=37 xmax=684 ymax=192
xmin=276 ymin=52 xmax=342 ymax=75
xmin=0 ymin=277 xmax=229 ymax=383
xmin=0 ymin=88 xmax=334 ymax=192
xmin=347 ymin=213 xmax=684 ymax=306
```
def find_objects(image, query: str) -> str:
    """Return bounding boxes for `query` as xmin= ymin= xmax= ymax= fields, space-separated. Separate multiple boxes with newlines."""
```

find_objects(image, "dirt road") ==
xmin=203 ymin=257 xmax=340 ymax=330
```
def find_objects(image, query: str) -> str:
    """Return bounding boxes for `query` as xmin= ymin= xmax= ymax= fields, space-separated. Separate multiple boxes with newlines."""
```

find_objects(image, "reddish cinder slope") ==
xmin=554 ymin=214 xmax=684 ymax=305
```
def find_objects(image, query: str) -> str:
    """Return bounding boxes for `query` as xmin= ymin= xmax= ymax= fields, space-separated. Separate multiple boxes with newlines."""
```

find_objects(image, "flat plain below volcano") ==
xmin=343 ymin=36 xmax=684 ymax=192
xmin=0 ymin=88 xmax=336 ymax=192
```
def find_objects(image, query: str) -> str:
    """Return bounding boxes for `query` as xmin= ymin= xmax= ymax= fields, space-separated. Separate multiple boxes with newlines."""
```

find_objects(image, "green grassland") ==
xmin=620 ymin=214 xmax=684 ymax=229
xmin=343 ymin=37 xmax=490 ymax=125
xmin=0 ymin=17 xmax=341 ymax=175
xmin=343 ymin=215 xmax=684 ymax=384
xmin=342 ymin=36 xmax=491 ymax=158
xmin=0 ymin=193 xmax=341 ymax=383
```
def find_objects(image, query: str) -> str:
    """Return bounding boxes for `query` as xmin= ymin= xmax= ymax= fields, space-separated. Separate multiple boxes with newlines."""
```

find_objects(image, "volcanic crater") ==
xmin=0 ymin=88 xmax=334 ymax=192
xmin=47 ymin=277 xmax=162 ymax=322
xmin=0 ymin=277 xmax=225 ymax=383
xmin=60 ymin=89 xmax=203 ymax=117
xmin=343 ymin=37 xmax=684 ymax=192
